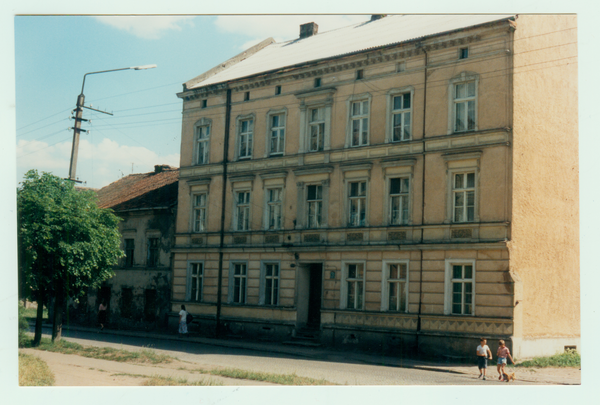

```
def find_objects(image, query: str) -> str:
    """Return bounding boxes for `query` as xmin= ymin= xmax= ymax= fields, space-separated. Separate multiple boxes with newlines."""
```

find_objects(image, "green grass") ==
xmin=19 ymin=353 xmax=55 ymax=386
xmin=142 ymin=375 xmax=222 ymax=386
xmin=19 ymin=303 xmax=48 ymax=319
xmin=24 ymin=337 xmax=174 ymax=364
xmin=180 ymin=366 xmax=334 ymax=385
xmin=516 ymin=349 xmax=580 ymax=368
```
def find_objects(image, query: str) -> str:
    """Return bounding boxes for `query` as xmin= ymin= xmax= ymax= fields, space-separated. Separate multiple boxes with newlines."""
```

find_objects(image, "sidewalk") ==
xmin=35 ymin=321 xmax=581 ymax=385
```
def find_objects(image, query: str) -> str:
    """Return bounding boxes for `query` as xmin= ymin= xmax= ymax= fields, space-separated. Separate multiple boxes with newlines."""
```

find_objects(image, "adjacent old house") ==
xmin=171 ymin=14 xmax=579 ymax=358
xmin=84 ymin=165 xmax=179 ymax=330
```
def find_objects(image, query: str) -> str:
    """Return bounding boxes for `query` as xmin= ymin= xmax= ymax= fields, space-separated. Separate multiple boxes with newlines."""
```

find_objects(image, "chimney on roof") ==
xmin=154 ymin=164 xmax=169 ymax=174
xmin=370 ymin=14 xmax=386 ymax=21
xmin=299 ymin=22 xmax=318 ymax=39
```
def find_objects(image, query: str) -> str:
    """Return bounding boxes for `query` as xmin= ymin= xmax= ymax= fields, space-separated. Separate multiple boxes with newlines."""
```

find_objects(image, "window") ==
xmin=389 ymin=177 xmax=410 ymax=225
xmin=266 ymin=188 xmax=282 ymax=230
xmin=269 ymin=114 xmax=285 ymax=156
xmin=453 ymin=80 xmax=476 ymax=132
xmin=342 ymin=263 xmax=365 ymax=310
xmin=188 ymin=262 xmax=203 ymax=302
xmin=144 ymin=289 xmax=157 ymax=321
xmin=391 ymin=93 xmax=412 ymax=142
xmin=306 ymin=184 xmax=323 ymax=228
xmin=453 ymin=172 xmax=475 ymax=223
xmin=275 ymin=85 xmax=281 ymax=95
xmin=192 ymin=193 xmax=207 ymax=232
xmin=244 ymin=91 xmax=250 ymax=101
xmin=124 ymin=238 xmax=134 ymax=267
xmin=382 ymin=261 xmax=409 ymax=312
xmin=314 ymin=77 xmax=322 ymax=88
xmin=348 ymin=181 xmax=367 ymax=227
xmin=231 ymin=263 xmax=247 ymax=304
xmin=201 ymin=99 xmax=207 ymax=108
xmin=262 ymin=262 xmax=280 ymax=306
xmin=356 ymin=69 xmax=364 ymax=80
xmin=396 ymin=62 xmax=405 ymax=72
xmin=235 ymin=191 xmax=251 ymax=231
xmin=195 ymin=125 xmax=210 ymax=165
xmin=147 ymin=238 xmax=159 ymax=267
xmin=308 ymin=107 xmax=325 ymax=152
xmin=445 ymin=261 xmax=475 ymax=315
xmin=459 ymin=47 xmax=469 ymax=59
xmin=238 ymin=119 xmax=253 ymax=159
xmin=350 ymin=100 xmax=369 ymax=146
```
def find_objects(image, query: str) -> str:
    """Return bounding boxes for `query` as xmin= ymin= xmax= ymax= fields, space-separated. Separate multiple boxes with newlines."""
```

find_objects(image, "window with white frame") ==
xmin=231 ymin=262 xmax=247 ymax=304
xmin=308 ymin=107 xmax=325 ymax=152
xmin=235 ymin=191 xmax=251 ymax=231
xmin=192 ymin=193 xmax=207 ymax=232
xmin=263 ymin=262 xmax=279 ymax=306
xmin=238 ymin=119 xmax=253 ymax=159
xmin=344 ymin=263 xmax=365 ymax=310
xmin=195 ymin=125 xmax=210 ymax=165
xmin=350 ymin=100 xmax=369 ymax=146
xmin=453 ymin=80 xmax=476 ymax=132
xmin=348 ymin=181 xmax=367 ymax=227
xmin=453 ymin=172 xmax=475 ymax=223
xmin=383 ymin=262 xmax=408 ymax=312
xmin=269 ymin=114 xmax=285 ymax=156
xmin=391 ymin=93 xmax=412 ymax=142
xmin=446 ymin=262 xmax=474 ymax=315
xmin=389 ymin=177 xmax=410 ymax=225
xmin=188 ymin=262 xmax=203 ymax=302
xmin=266 ymin=188 xmax=282 ymax=230
xmin=306 ymin=184 xmax=323 ymax=228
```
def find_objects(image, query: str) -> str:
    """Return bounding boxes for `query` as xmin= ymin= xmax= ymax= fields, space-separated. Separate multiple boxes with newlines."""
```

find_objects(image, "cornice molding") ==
xmin=178 ymin=33 xmax=484 ymax=100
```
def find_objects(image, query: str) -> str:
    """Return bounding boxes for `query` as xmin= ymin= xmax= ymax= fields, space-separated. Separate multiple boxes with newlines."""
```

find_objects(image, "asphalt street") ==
xmin=35 ymin=325 xmax=534 ymax=385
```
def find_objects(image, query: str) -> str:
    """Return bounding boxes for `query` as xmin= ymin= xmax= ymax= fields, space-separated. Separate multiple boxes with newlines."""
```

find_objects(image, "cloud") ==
xmin=215 ymin=15 xmax=368 ymax=49
xmin=17 ymin=138 xmax=180 ymax=189
xmin=95 ymin=16 xmax=195 ymax=39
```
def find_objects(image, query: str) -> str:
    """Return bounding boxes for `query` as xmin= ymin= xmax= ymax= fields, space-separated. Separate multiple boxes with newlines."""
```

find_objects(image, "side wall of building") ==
xmin=510 ymin=14 xmax=580 ymax=356
xmin=86 ymin=209 xmax=175 ymax=330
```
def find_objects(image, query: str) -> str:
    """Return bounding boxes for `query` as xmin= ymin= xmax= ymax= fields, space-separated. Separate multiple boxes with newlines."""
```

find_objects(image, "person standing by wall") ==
xmin=178 ymin=304 xmax=188 ymax=336
xmin=98 ymin=300 xmax=107 ymax=331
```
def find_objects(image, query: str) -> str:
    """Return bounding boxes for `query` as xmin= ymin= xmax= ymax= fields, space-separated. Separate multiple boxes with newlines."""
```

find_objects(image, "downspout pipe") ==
xmin=416 ymin=45 xmax=428 ymax=352
xmin=215 ymin=86 xmax=232 ymax=337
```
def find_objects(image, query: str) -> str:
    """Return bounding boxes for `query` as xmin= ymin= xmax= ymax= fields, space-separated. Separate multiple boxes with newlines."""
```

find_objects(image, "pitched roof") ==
xmin=96 ymin=165 xmax=179 ymax=211
xmin=186 ymin=14 xmax=515 ymax=90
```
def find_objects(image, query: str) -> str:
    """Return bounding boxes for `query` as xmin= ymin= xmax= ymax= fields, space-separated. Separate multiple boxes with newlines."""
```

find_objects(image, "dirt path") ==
xmin=19 ymin=348 xmax=277 ymax=386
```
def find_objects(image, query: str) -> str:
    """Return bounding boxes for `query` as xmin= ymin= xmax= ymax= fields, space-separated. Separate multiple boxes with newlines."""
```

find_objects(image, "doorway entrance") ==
xmin=297 ymin=263 xmax=323 ymax=329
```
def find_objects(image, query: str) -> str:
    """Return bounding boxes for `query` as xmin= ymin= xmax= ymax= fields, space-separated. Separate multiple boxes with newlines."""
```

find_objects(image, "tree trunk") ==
xmin=52 ymin=282 xmax=64 ymax=342
xmin=32 ymin=287 xmax=45 ymax=347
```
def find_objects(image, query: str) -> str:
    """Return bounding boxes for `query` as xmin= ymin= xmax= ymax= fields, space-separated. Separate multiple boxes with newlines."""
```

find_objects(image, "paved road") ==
xmin=35 ymin=325 xmax=534 ymax=385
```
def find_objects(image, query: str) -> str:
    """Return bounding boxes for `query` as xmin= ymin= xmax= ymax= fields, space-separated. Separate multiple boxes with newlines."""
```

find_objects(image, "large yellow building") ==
xmin=170 ymin=14 xmax=579 ymax=358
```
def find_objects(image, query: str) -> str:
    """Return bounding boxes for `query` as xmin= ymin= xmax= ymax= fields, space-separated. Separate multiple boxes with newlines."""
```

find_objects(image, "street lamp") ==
xmin=68 ymin=64 xmax=157 ymax=182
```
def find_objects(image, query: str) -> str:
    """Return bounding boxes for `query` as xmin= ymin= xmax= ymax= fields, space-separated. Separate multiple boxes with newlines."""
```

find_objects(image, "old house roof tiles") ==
xmin=96 ymin=165 xmax=179 ymax=211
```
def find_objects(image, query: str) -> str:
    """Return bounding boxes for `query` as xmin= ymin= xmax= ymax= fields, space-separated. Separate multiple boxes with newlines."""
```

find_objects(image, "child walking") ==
xmin=476 ymin=338 xmax=493 ymax=380
xmin=496 ymin=339 xmax=515 ymax=381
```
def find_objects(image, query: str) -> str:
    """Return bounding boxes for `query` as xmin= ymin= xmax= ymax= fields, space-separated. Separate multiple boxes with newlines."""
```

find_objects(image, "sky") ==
xmin=3 ymin=0 xmax=600 ymax=404
xmin=13 ymin=14 xmax=367 ymax=189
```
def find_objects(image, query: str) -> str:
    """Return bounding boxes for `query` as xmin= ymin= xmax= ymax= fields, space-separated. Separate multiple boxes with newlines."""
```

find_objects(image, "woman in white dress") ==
xmin=178 ymin=304 xmax=188 ymax=335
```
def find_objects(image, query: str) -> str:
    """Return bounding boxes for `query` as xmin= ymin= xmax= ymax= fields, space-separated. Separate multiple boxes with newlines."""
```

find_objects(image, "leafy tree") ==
xmin=18 ymin=170 xmax=123 ymax=344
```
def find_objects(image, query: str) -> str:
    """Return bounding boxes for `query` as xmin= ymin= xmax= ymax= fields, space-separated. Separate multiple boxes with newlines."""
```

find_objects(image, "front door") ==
xmin=306 ymin=263 xmax=323 ymax=328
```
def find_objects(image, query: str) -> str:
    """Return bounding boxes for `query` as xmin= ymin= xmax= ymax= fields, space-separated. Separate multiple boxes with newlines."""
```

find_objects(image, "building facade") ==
xmin=171 ymin=15 xmax=579 ymax=357
xmin=83 ymin=165 xmax=178 ymax=330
